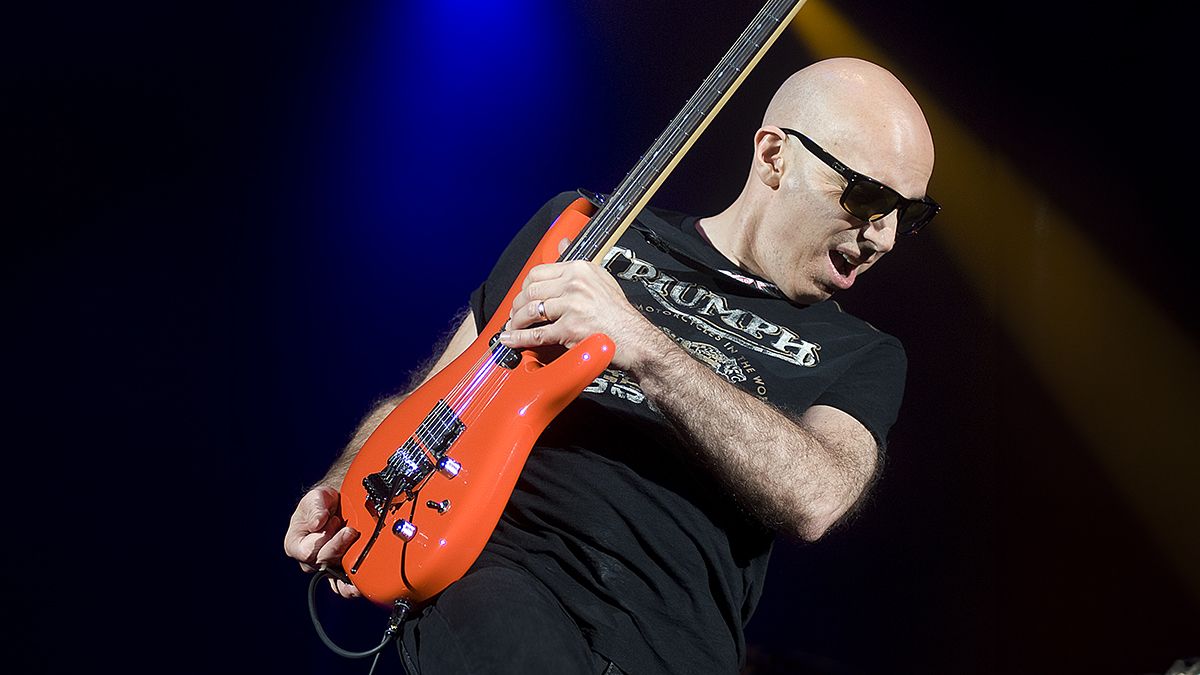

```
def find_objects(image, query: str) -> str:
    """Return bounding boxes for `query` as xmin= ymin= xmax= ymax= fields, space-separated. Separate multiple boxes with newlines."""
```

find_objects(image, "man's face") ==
xmin=754 ymin=132 xmax=932 ymax=304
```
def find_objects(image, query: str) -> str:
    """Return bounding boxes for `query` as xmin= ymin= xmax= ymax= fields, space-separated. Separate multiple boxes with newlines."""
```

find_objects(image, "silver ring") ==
xmin=536 ymin=300 xmax=547 ymax=321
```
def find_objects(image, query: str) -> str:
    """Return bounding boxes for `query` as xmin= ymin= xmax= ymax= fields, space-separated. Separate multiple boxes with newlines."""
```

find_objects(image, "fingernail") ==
xmin=498 ymin=331 xmax=511 ymax=343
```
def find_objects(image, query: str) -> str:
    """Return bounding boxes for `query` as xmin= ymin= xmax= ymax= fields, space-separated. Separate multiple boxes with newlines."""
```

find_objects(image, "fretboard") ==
xmin=561 ymin=0 xmax=807 ymax=264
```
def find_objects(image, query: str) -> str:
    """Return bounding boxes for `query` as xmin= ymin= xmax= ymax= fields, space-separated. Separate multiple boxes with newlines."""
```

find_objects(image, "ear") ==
xmin=752 ymin=127 xmax=787 ymax=189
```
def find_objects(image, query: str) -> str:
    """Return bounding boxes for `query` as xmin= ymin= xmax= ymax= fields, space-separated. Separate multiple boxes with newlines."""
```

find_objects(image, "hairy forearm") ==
xmin=632 ymin=333 xmax=876 ymax=541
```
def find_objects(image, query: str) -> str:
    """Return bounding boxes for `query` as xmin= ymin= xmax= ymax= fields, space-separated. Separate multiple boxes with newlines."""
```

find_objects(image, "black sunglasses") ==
xmin=780 ymin=128 xmax=940 ymax=235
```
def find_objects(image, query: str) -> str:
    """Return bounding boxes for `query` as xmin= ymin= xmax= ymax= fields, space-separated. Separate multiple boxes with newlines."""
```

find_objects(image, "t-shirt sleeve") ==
xmin=812 ymin=338 xmax=907 ymax=451
xmin=468 ymin=192 xmax=581 ymax=331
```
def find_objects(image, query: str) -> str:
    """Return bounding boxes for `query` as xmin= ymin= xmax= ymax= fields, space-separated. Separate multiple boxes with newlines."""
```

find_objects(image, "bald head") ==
xmin=697 ymin=58 xmax=937 ymax=303
xmin=762 ymin=57 xmax=934 ymax=192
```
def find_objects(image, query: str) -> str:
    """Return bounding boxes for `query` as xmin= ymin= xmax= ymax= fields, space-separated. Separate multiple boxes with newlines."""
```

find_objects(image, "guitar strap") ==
xmin=582 ymin=188 xmax=787 ymax=300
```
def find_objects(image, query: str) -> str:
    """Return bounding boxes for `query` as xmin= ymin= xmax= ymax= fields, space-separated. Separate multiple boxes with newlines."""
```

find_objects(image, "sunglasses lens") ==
xmin=842 ymin=180 xmax=899 ymax=221
xmin=898 ymin=201 xmax=938 ymax=234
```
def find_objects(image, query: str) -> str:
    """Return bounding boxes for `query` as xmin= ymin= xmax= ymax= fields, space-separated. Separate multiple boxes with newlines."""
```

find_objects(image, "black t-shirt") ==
xmin=467 ymin=191 xmax=906 ymax=674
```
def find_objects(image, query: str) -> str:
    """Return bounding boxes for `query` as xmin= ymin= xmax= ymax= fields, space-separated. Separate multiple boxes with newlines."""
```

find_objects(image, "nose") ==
xmin=860 ymin=213 xmax=896 ymax=256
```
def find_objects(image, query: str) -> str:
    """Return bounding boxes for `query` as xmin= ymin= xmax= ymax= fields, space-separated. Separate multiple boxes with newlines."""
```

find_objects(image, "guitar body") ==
xmin=332 ymin=0 xmax=809 ymax=609
xmin=340 ymin=198 xmax=614 ymax=606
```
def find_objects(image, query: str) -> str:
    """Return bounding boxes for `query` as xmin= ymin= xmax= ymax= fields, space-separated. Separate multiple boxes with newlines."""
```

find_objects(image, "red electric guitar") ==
xmin=338 ymin=0 xmax=809 ymax=608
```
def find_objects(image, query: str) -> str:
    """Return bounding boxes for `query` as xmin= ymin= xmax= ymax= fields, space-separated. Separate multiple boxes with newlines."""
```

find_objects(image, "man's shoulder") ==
xmin=817 ymin=300 xmax=906 ymax=351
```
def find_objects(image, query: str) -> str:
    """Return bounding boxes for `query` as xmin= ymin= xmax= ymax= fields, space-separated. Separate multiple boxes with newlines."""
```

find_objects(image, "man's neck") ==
xmin=695 ymin=195 xmax=761 ymax=278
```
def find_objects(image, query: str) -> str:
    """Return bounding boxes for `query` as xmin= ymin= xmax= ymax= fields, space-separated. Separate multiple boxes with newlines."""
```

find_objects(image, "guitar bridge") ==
xmin=362 ymin=438 xmax=433 ymax=513
xmin=351 ymin=401 xmax=469 ymax=573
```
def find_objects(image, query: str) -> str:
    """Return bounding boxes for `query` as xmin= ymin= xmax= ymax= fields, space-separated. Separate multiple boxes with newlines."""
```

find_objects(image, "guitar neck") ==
xmin=562 ymin=0 xmax=807 ymax=265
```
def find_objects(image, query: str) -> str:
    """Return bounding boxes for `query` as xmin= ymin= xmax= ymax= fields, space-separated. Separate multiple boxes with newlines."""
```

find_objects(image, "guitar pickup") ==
xmin=416 ymin=400 xmax=466 ymax=458
xmin=488 ymin=333 xmax=523 ymax=370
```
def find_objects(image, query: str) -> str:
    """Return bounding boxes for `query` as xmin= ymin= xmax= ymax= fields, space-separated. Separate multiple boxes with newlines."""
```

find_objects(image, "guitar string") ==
xmin=448 ymin=355 xmax=509 ymax=423
xmin=382 ymin=343 xmax=505 ymax=480
xmin=564 ymin=1 xmax=787 ymax=265
xmin=400 ymin=0 xmax=796 ymax=477
xmin=423 ymin=342 xmax=520 ymax=445
xmin=417 ymin=1 xmax=770 ymax=438
xmin=433 ymin=346 xmax=508 ymax=428
xmin=367 ymin=4 xmax=801 ymax=549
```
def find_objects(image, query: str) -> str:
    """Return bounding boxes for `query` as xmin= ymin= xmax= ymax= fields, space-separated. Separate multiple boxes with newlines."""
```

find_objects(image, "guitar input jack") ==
xmin=308 ymin=566 xmax=412 ymax=675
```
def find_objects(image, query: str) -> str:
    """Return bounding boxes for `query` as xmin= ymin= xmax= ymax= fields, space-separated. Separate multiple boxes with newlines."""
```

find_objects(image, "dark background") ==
xmin=6 ymin=1 xmax=1196 ymax=674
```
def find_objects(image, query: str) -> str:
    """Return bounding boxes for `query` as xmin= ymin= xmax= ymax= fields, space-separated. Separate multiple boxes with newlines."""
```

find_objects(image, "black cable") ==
xmin=306 ymin=568 xmax=410 ymax=662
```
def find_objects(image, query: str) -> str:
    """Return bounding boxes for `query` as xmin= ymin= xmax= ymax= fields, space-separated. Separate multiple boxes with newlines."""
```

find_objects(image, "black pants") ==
xmin=398 ymin=565 xmax=624 ymax=675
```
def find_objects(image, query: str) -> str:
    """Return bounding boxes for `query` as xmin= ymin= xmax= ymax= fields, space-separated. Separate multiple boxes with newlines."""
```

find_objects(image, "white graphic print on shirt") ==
xmin=582 ymin=244 xmax=824 ymax=407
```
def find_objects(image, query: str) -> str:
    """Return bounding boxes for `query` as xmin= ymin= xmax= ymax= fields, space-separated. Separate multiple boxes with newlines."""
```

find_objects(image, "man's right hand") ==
xmin=284 ymin=485 xmax=362 ymax=598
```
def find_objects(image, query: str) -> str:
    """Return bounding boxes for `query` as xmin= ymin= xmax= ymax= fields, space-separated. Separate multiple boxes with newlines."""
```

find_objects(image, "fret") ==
xmin=561 ymin=0 xmax=805 ymax=266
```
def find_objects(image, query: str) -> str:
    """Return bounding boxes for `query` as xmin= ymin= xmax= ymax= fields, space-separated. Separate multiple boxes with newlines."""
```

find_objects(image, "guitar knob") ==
xmin=437 ymin=457 xmax=462 ymax=479
xmin=392 ymin=519 xmax=417 ymax=541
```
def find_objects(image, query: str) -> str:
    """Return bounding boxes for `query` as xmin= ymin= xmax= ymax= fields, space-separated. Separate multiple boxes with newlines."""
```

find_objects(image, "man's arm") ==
xmin=634 ymin=333 xmax=878 ymax=541
xmin=283 ymin=310 xmax=480 ymax=595
xmin=500 ymin=260 xmax=879 ymax=541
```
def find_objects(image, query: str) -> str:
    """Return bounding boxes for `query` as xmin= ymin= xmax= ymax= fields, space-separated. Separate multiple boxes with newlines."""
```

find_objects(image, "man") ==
xmin=285 ymin=57 xmax=937 ymax=674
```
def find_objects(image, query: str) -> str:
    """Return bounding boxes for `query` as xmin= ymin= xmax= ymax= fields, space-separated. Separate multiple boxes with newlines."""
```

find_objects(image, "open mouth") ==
xmin=830 ymin=250 xmax=857 ymax=278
